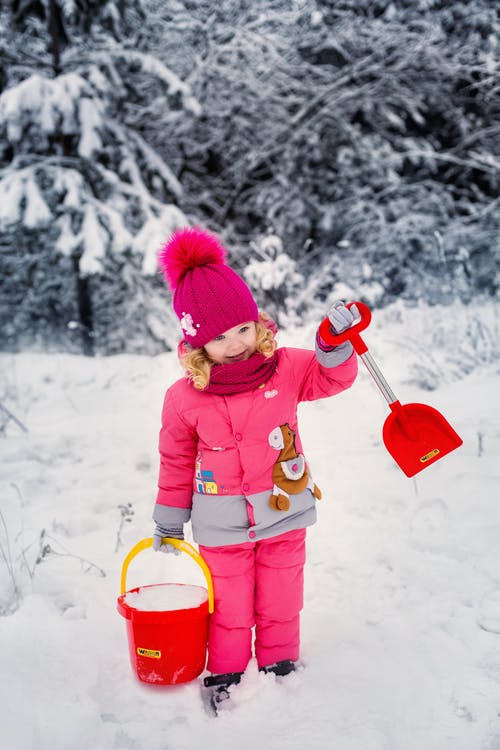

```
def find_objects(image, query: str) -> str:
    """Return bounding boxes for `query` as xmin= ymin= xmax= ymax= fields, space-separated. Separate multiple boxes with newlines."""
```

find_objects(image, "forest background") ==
xmin=0 ymin=0 xmax=499 ymax=356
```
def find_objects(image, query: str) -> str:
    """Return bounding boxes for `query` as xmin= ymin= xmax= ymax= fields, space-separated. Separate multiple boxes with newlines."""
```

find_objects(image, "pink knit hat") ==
xmin=159 ymin=227 xmax=259 ymax=348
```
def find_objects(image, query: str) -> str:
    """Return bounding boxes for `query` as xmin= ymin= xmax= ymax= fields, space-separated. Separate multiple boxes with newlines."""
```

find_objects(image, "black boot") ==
xmin=259 ymin=659 xmax=296 ymax=677
xmin=202 ymin=672 xmax=243 ymax=715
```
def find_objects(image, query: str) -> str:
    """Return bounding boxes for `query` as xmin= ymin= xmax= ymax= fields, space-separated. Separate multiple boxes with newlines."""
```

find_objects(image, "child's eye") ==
xmin=239 ymin=326 xmax=249 ymax=333
xmin=214 ymin=334 xmax=225 ymax=342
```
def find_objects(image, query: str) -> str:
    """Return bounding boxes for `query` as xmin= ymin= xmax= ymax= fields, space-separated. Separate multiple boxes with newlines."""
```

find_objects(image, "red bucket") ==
xmin=117 ymin=538 xmax=214 ymax=686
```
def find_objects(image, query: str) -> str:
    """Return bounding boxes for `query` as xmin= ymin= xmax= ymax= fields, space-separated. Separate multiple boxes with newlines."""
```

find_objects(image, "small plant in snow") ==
xmin=477 ymin=432 xmax=484 ymax=458
xmin=22 ymin=529 xmax=106 ymax=579
xmin=115 ymin=503 xmax=134 ymax=553
xmin=0 ymin=509 xmax=21 ymax=616
xmin=0 ymin=401 xmax=28 ymax=436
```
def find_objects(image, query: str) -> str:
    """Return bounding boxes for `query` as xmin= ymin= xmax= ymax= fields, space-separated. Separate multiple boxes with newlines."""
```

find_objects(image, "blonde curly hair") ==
xmin=179 ymin=312 xmax=277 ymax=391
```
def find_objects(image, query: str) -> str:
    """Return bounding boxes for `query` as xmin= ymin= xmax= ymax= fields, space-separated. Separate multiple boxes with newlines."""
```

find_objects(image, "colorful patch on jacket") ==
xmin=195 ymin=456 xmax=219 ymax=494
xmin=268 ymin=423 xmax=322 ymax=511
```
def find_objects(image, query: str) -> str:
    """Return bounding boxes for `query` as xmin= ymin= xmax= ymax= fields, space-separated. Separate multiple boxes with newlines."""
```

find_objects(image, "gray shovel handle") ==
xmin=360 ymin=352 xmax=398 ymax=406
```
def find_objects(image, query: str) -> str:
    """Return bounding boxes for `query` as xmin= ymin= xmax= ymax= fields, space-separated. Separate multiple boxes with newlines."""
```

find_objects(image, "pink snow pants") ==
xmin=199 ymin=528 xmax=306 ymax=674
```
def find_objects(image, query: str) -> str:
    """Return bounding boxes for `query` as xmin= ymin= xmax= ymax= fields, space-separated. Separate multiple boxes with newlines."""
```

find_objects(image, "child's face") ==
xmin=204 ymin=321 xmax=257 ymax=364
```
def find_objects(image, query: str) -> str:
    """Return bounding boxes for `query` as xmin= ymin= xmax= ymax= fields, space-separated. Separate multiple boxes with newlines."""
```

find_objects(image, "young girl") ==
xmin=152 ymin=227 xmax=359 ymax=713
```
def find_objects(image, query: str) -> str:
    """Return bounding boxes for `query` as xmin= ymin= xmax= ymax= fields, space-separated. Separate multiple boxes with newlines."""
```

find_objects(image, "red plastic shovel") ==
xmin=319 ymin=301 xmax=463 ymax=477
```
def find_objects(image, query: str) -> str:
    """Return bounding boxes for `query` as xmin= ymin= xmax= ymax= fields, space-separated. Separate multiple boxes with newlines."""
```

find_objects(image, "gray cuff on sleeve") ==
xmin=315 ymin=340 xmax=354 ymax=368
xmin=153 ymin=503 xmax=191 ymax=527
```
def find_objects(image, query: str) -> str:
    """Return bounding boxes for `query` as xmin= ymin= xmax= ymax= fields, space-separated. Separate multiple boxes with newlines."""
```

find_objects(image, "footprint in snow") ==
xmin=477 ymin=590 xmax=500 ymax=635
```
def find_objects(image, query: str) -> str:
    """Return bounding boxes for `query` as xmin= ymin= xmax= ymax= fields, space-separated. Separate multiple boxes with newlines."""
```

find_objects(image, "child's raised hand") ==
xmin=316 ymin=300 xmax=360 ymax=360
xmin=326 ymin=301 xmax=360 ymax=334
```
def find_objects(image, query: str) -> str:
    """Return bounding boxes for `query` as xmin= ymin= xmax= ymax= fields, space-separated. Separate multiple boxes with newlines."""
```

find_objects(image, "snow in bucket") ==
xmin=124 ymin=583 xmax=208 ymax=612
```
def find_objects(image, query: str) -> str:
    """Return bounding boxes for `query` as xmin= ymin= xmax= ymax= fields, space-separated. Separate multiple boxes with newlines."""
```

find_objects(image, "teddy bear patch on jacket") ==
xmin=268 ymin=423 xmax=322 ymax=511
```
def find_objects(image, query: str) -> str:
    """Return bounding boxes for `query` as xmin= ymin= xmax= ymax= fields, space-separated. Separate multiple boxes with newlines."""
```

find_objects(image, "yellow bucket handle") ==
xmin=120 ymin=537 xmax=214 ymax=614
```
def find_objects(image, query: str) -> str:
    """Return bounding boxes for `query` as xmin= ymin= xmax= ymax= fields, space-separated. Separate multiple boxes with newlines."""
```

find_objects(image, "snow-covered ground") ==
xmin=1 ymin=301 xmax=499 ymax=750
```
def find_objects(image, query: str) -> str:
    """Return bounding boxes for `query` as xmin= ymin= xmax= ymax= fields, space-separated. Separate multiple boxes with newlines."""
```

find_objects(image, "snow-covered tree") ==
xmin=1 ymin=0 xmax=499 ymax=355
xmin=153 ymin=0 xmax=499 ymax=309
xmin=0 ymin=0 xmax=199 ymax=353
xmin=243 ymin=234 xmax=304 ymax=325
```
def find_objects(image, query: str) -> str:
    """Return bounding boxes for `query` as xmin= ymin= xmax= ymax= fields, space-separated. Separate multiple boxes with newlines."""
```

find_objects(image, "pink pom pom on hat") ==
xmin=159 ymin=227 xmax=259 ymax=348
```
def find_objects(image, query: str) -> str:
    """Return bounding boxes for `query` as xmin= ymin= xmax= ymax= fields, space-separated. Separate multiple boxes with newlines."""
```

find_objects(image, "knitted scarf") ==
xmin=204 ymin=351 xmax=279 ymax=395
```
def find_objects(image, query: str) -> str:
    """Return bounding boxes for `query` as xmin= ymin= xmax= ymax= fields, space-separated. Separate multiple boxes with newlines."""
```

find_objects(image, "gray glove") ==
xmin=326 ymin=301 xmax=360 ymax=334
xmin=152 ymin=524 xmax=184 ymax=555
xmin=316 ymin=300 xmax=360 ymax=366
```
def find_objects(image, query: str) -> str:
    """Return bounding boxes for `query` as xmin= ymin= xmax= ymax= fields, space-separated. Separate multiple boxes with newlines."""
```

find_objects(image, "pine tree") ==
xmin=0 ymin=0 xmax=197 ymax=353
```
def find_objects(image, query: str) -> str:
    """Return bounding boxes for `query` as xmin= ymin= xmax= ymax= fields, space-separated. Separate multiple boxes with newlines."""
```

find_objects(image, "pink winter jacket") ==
xmin=154 ymin=346 xmax=358 ymax=547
